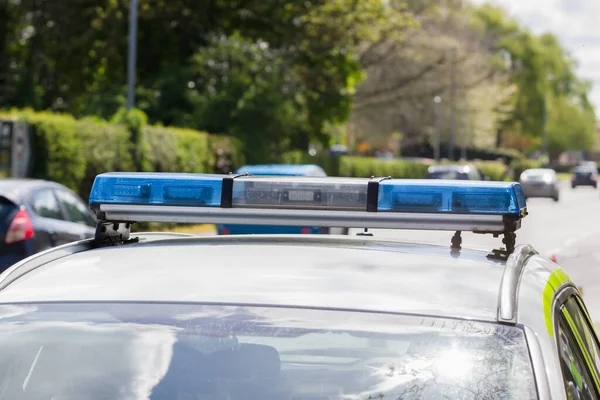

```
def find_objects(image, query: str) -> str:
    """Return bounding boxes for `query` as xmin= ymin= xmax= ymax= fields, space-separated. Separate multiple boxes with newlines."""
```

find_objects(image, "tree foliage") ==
xmin=0 ymin=0 xmax=398 ymax=161
xmin=350 ymin=1 xmax=596 ymax=155
xmin=0 ymin=0 xmax=595 ymax=158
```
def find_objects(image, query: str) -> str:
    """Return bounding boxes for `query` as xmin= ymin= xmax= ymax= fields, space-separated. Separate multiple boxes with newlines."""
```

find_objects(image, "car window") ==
xmin=31 ymin=189 xmax=64 ymax=220
xmin=0 ymin=303 xmax=537 ymax=400
xmin=427 ymin=170 xmax=469 ymax=180
xmin=54 ymin=189 xmax=95 ymax=226
xmin=556 ymin=299 xmax=600 ymax=399
xmin=562 ymin=296 xmax=600 ymax=386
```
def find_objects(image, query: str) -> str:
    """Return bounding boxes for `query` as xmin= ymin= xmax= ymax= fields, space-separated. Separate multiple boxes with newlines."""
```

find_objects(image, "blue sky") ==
xmin=471 ymin=0 xmax=600 ymax=112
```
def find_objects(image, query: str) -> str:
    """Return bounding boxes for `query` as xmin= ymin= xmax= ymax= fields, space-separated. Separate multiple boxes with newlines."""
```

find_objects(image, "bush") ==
xmin=78 ymin=118 xmax=135 ymax=200
xmin=110 ymin=107 xmax=151 ymax=172
xmin=145 ymin=126 xmax=212 ymax=173
xmin=281 ymin=152 xmax=429 ymax=178
xmin=472 ymin=161 xmax=511 ymax=181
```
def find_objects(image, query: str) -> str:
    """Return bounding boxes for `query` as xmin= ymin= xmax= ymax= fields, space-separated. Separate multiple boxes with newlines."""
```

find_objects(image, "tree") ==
xmin=350 ymin=0 xmax=506 ymax=150
xmin=1 ymin=0 xmax=397 ymax=160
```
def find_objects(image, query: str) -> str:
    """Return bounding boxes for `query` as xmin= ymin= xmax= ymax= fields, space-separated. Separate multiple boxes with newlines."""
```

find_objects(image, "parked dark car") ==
xmin=571 ymin=165 xmax=598 ymax=188
xmin=0 ymin=179 xmax=96 ymax=270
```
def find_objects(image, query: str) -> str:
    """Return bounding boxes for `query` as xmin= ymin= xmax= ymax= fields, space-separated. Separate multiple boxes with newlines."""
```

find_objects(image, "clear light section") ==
xmin=377 ymin=180 xmax=527 ymax=216
xmin=89 ymin=172 xmax=225 ymax=206
xmin=231 ymin=176 xmax=369 ymax=210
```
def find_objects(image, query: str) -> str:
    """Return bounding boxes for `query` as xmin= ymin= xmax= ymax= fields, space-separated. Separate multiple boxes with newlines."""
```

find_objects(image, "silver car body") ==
xmin=520 ymin=168 xmax=559 ymax=200
xmin=0 ymin=233 xmax=590 ymax=399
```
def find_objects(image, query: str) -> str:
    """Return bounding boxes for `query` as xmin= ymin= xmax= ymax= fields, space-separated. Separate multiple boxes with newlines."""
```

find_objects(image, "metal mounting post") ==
xmin=94 ymin=222 xmax=138 ymax=247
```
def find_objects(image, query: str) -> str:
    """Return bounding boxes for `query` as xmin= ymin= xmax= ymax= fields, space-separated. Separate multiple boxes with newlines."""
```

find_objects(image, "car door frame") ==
xmin=553 ymin=286 xmax=600 ymax=398
xmin=51 ymin=186 xmax=96 ymax=238
xmin=53 ymin=187 xmax=95 ymax=228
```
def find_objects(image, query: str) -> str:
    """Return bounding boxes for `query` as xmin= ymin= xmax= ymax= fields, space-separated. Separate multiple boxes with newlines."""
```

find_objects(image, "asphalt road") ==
xmin=349 ymin=180 xmax=600 ymax=325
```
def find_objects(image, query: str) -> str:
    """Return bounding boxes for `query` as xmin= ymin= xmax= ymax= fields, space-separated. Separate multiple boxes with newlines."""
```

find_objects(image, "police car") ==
xmin=0 ymin=172 xmax=597 ymax=400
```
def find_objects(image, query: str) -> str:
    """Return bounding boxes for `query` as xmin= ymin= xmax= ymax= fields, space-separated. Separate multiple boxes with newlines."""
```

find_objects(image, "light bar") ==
xmin=89 ymin=172 xmax=527 ymax=234
xmin=378 ymin=180 xmax=526 ymax=216
xmin=89 ymin=172 xmax=224 ymax=206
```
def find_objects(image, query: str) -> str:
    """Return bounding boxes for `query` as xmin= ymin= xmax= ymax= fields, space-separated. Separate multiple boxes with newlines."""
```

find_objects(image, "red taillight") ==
xmin=5 ymin=209 xmax=34 ymax=244
xmin=300 ymin=227 xmax=311 ymax=234
xmin=220 ymin=227 xmax=231 ymax=235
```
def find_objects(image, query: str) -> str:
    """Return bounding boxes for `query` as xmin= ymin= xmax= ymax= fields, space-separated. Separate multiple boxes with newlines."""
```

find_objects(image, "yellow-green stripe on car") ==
xmin=543 ymin=268 xmax=572 ymax=337
xmin=563 ymin=308 xmax=600 ymax=389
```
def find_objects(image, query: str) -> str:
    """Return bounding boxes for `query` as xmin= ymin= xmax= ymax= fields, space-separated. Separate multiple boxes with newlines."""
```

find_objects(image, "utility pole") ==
xmin=461 ymin=91 xmax=467 ymax=161
xmin=449 ymin=48 xmax=457 ymax=161
xmin=126 ymin=0 xmax=138 ymax=109
xmin=542 ymin=96 xmax=548 ymax=156
xmin=433 ymin=96 xmax=442 ymax=161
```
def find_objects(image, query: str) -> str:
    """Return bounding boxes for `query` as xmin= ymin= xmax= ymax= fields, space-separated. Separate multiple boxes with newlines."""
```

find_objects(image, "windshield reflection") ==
xmin=0 ymin=303 xmax=536 ymax=400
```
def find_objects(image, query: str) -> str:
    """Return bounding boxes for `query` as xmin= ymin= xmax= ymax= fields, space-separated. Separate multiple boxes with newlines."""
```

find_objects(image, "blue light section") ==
xmin=377 ymin=180 xmax=527 ymax=216
xmin=89 ymin=172 xmax=225 ymax=206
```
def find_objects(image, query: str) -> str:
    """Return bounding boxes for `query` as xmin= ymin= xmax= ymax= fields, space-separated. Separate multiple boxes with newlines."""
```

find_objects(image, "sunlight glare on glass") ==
xmin=434 ymin=349 xmax=473 ymax=381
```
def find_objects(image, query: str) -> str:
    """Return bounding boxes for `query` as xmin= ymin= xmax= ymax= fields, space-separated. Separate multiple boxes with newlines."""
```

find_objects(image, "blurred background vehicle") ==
xmin=519 ymin=168 xmax=560 ymax=202
xmin=217 ymin=164 xmax=348 ymax=235
xmin=571 ymin=165 xmax=598 ymax=189
xmin=425 ymin=164 xmax=488 ymax=180
xmin=0 ymin=179 xmax=96 ymax=270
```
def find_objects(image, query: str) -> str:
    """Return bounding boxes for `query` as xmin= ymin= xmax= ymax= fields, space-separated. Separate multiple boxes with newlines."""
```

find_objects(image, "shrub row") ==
xmin=0 ymin=109 xmax=243 ymax=200
xmin=282 ymin=151 xmax=514 ymax=181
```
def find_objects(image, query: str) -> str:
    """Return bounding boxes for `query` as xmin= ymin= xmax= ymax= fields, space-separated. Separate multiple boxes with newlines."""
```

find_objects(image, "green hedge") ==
xmin=339 ymin=156 xmax=430 ymax=178
xmin=0 ymin=109 xmax=243 ymax=200
xmin=282 ymin=151 xmax=518 ymax=181
xmin=281 ymin=151 xmax=342 ymax=176
xmin=282 ymin=151 xmax=429 ymax=178
xmin=472 ymin=161 xmax=511 ymax=181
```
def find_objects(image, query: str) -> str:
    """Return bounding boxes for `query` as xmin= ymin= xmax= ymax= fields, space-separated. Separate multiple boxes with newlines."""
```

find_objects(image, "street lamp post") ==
xmin=449 ymin=48 xmax=457 ymax=161
xmin=433 ymin=96 xmax=442 ymax=161
xmin=126 ymin=0 xmax=138 ymax=110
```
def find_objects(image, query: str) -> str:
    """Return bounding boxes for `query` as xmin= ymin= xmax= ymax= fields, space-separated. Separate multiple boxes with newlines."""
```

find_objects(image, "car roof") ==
xmin=236 ymin=164 xmax=327 ymax=176
xmin=524 ymin=168 xmax=554 ymax=174
xmin=0 ymin=235 xmax=533 ymax=322
xmin=0 ymin=179 xmax=65 ymax=204
xmin=427 ymin=164 xmax=473 ymax=172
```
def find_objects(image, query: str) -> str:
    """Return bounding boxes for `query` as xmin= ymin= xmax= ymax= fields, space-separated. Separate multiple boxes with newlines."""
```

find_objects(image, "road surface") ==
xmin=349 ymin=181 xmax=600 ymax=325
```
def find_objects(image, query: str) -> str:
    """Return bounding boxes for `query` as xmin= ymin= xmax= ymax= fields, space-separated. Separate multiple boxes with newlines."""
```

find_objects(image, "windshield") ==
xmin=523 ymin=169 xmax=551 ymax=177
xmin=574 ymin=167 xmax=594 ymax=175
xmin=0 ymin=302 xmax=536 ymax=400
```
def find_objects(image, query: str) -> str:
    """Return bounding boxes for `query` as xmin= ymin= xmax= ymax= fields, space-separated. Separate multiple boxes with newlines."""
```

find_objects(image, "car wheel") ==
xmin=572 ymin=183 xmax=576 ymax=189
xmin=553 ymin=195 xmax=559 ymax=202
